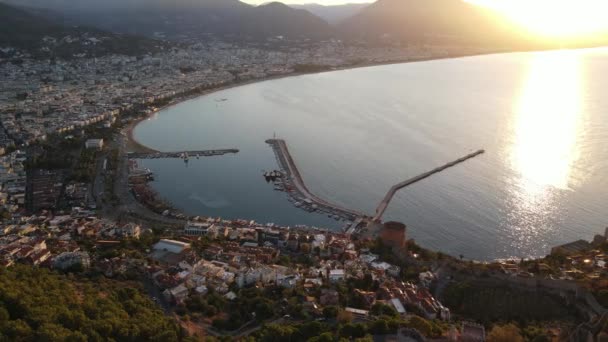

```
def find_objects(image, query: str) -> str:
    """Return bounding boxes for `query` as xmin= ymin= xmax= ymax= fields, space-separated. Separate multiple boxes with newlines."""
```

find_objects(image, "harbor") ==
xmin=266 ymin=138 xmax=486 ymax=234
xmin=265 ymin=138 xmax=368 ymax=233
xmin=127 ymin=149 xmax=239 ymax=160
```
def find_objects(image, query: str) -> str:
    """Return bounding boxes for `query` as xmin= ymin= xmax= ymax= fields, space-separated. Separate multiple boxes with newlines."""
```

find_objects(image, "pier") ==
xmin=373 ymin=149 xmax=485 ymax=222
xmin=266 ymin=139 xmax=367 ymax=224
xmin=127 ymin=149 xmax=239 ymax=159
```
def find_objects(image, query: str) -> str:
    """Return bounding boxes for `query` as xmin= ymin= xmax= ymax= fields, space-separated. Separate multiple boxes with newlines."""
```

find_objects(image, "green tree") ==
xmin=405 ymin=316 xmax=433 ymax=337
xmin=323 ymin=305 xmax=339 ymax=319
xmin=258 ymin=324 xmax=295 ymax=342
xmin=487 ymin=324 xmax=524 ymax=342
xmin=371 ymin=303 xmax=398 ymax=317
xmin=0 ymin=265 xmax=182 ymax=341
xmin=339 ymin=323 xmax=367 ymax=338
xmin=309 ymin=332 xmax=334 ymax=342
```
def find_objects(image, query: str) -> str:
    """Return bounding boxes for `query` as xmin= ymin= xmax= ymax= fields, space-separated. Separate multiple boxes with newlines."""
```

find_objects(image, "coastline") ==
xmin=124 ymin=73 xmax=304 ymax=153
xmin=121 ymin=47 xmax=608 ymax=262
xmin=124 ymin=50 xmax=513 ymax=151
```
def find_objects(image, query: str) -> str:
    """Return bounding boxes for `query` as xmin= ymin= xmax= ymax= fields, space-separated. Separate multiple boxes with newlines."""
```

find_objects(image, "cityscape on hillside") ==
xmin=0 ymin=0 xmax=607 ymax=341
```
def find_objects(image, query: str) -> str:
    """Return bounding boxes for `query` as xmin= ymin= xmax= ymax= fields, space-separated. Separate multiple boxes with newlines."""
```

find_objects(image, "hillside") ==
xmin=243 ymin=2 xmax=333 ymax=39
xmin=0 ymin=2 xmax=170 ymax=59
xmin=0 ymin=0 xmax=335 ymax=41
xmin=0 ymin=265 xmax=184 ymax=341
xmin=338 ymin=0 xmax=528 ymax=47
xmin=291 ymin=3 xmax=369 ymax=24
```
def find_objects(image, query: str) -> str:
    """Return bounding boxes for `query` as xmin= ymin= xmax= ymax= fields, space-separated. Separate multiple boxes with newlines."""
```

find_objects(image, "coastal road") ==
xmin=106 ymin=132 xmax=185 ymax=227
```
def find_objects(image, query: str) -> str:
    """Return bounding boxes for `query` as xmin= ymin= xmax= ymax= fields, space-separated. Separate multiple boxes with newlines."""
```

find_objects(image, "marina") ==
xmin=266 ymin=138 xmax=368 ymax=232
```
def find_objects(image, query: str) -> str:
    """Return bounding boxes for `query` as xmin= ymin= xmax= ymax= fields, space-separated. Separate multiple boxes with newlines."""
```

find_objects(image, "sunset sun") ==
xmin=467 ymin=0 xmax=608 ymax=38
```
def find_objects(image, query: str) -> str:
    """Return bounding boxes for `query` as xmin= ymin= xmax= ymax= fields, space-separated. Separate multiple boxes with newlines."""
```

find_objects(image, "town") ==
xmin=0 ymin=40 xmax=498 ymax=150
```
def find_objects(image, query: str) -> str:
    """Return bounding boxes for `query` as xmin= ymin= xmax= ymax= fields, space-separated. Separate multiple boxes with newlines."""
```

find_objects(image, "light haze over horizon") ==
xmin=242 ymin=0 xmax=371 ymax=5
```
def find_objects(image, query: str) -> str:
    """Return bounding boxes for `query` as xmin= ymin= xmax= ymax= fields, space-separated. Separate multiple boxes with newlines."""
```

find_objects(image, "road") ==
xmin=100 ymin=132 xmax=185 ymax=227
xmin=91 ymin=155 xmax=106 ymax=209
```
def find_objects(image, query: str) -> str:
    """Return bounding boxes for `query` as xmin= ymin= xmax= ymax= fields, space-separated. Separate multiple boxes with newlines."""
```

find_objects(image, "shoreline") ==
xmin=124 ymin=50 xmax=515 ymax=151
xmin=120 ymin=48 xmax=605 ymax=261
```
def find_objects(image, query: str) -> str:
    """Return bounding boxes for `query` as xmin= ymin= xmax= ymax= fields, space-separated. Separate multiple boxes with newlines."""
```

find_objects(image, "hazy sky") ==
xmin=242 ymin=0 xmax=372 ymax=5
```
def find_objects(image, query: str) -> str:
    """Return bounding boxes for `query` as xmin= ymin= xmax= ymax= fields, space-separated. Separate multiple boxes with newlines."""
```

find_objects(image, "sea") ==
xmin=134 ymin=47 xmax=608 ymax=260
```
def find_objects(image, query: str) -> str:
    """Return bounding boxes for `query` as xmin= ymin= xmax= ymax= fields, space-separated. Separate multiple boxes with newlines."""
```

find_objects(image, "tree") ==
xmin=354 ymin=336 xmax=374 ymax=342
xmin=300 ymin=243 xmax=311 ymax=254
xmin=369 ymin=319 xmax=389 ymax=335
xmin=258 ymin=324 xmax=295 ymax=342
xmin=323 ymin=306 xmax=339 ymax=319
xmin=596 ymin=290 xmax=608 ymax=307
xmin=295 ymin=321 xmax=323 ymax=340
xmin=0 ymin=265 xmax=182 ymax=341
xmin=405 ymin=316 xmax=433 ymax=337
xmin=339 ymin=323 xmax=367 ymax=339
xmin=370 ymin=303 xmax=398 ymax=317
xmin=309 ymin=332 xmax=334 ymax=342
xmin=337 ymin=309 xmax=353 ymax=324
xmin=487 ymin=324 xmax=524 ymax=342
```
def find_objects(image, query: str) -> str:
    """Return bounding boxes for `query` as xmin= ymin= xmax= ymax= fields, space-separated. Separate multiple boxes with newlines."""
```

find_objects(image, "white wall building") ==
xmin=153 ymin=239 xmax=190 ymax=254
xmin=85 ymin=139 xmax=104 ymax=149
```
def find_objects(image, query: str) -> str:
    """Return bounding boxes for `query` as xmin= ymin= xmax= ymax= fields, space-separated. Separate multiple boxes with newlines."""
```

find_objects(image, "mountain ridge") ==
xmin=290 ymin=3 xmax=369 ymax=24
xmin=0 ymin=0 xmax=334 ymax=41
xmin=0 ymin=2 xmax=170 ymax=59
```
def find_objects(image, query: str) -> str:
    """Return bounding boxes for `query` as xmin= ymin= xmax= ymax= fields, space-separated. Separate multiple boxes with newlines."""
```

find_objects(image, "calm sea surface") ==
xmin=134 ymin=48 xmax=608 ymax=260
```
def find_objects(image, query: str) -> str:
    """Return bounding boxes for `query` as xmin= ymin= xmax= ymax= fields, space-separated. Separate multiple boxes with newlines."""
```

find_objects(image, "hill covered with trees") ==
xmin=0 ymin=265 xmax=188 ymax=341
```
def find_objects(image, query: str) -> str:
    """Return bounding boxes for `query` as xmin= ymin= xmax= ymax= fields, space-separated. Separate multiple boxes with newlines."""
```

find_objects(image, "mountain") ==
xmin=0 ymin=2 xmax=170 ymax=59
xmin=0 ymin=0 xmax=335 ymax=41
xmin=290 ymin=3 xmax=369 ymax=24
xmin=338 ymin=0 xmax=526 ymax=47
xmin=244 ymin=2 xmax=334 ymax=39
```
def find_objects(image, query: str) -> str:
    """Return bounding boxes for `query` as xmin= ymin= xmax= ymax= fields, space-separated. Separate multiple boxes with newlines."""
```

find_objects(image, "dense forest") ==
xmin=442 ymin=281 xmax=578 ymax=325
xmin=0 ymin=265 xmax=189 ymax=341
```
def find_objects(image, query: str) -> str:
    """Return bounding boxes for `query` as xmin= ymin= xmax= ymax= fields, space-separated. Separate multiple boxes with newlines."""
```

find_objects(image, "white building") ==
xmin=390 ymin=298 xmax=406 ymax=315
xmin=184 ymin=221 xmax=213 ymax=236
xmin=329 ymin=269 xmax=345 ymax=283
xmin=85 ymin=139 xmax=104 ymax=149
xmin=153 ymin=239 xmax=190 ymax=254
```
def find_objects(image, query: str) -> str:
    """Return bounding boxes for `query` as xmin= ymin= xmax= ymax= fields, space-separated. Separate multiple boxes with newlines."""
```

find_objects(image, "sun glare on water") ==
xmin=512 ymin=50 xmax=583 ymax=193
xmin=466 ymin=0 xmax=608 ymax=38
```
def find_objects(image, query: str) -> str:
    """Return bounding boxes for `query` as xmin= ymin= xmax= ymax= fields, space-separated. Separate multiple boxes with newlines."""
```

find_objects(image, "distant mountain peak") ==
xmin=290 ymin=2 xmax=369 ymax=25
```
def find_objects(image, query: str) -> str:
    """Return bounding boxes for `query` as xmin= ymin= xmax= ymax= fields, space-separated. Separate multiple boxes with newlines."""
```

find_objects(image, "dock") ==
xmin=266 ymin=139 xmax=367 ymax=225
xmin=128 ymin=149 xmax=239 ymax=159
xmin=372 ymin=149 xmax=485 ymax=222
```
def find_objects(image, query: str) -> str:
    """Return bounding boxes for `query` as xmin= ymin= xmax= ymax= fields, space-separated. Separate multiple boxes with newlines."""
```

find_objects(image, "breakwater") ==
xmin=266 ymin=139 xmax=367 ymax=226
xmin=128 ymin=149 xmax=239 ymax=159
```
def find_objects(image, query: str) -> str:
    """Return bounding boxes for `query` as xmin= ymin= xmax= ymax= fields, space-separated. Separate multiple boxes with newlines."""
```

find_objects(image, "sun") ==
xmin=466 ymin=0 xmax=608 ymax=39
